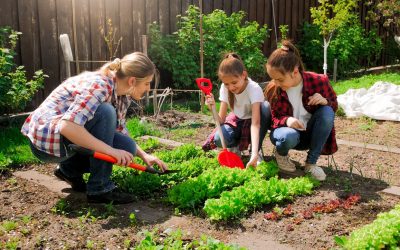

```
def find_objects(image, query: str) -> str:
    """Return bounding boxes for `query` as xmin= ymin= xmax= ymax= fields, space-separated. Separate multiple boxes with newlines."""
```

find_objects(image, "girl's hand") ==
xmin=110 ymin=148 xmax=134 ymax=166
xmin=286 ymin=117 xmax=305 ymax=130
xmin=205 ymin=93 xmax=215 ymax=107
xmin=246 ymin=154 xmax=258 ymax=168
xmin=142 ymin=153 xmax=168 ymax=172
xmin=308 ymin=93 xmax=328 ymax=106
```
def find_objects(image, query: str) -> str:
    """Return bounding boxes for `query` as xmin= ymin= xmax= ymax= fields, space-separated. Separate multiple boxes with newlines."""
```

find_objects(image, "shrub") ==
xmin=149 ymin=5 xmax=268 ymax=89
xmin=298 ymin=20 xmax=383 ymax=77
xmin=0 ymin=26 xmax=46 ymax=115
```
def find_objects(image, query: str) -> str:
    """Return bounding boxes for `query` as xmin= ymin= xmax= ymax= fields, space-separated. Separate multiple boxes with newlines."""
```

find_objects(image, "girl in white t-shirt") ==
xmin=202 ymin=53 xmax=271 ymax=167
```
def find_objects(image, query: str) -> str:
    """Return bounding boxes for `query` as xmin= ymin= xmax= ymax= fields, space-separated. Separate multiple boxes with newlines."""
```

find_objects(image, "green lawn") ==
xmin=332 ymin=72 xmax=400 ymax=95
xmin=0 ymin=126 xmax=38 ymax=171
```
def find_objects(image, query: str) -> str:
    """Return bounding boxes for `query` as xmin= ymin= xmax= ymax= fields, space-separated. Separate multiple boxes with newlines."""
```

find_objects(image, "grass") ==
xmin=332 ymin=72 xmax=400 ymax=95
xmin=0 ymin=126 xmax=38 ymax=171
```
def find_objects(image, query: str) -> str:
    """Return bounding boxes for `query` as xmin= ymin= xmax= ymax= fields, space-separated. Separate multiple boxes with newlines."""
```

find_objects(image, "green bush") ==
xmin=298 ymin=20 xmax=383 ymax=77
xmin=149 ymin=5 xmax=268 ymax=89
xmin=0 ymin=26 xmax=46 ymax=115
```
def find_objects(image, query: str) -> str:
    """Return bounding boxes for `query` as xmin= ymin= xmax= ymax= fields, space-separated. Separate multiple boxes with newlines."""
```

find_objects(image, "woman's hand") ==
xmin=308 ymin=93 xmax=328 ymax=106
xmin=246 ymin=154 xmax=258 ymax=168
xmin=286 ymin=117 xmax=305 ymax=130
xmin=142 ymin=153 xmax=168 ymax=172
xmin=109 ymin=148 xmax=134 ymax=166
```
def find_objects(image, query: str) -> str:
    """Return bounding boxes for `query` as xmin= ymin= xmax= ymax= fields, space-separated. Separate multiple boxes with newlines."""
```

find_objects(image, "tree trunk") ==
xmin=323 ymin=37 xmax=329 ymax=75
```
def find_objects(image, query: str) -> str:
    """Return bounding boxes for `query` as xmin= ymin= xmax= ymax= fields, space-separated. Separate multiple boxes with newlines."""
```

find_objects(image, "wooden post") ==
xmin=333 ymin=58 xmax=338 ymax=83
xmin=199 ymin=0 xmax=205 ymax=112
xmin=59 ymin=34 xmax=74 ymax=79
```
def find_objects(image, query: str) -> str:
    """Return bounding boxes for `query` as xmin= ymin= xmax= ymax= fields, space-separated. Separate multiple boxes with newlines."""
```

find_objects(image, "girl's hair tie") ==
xmin=109 ymin=58 xmax=121 ymax=71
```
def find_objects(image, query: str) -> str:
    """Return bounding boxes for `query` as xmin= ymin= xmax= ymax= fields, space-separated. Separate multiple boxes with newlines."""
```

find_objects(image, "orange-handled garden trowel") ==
xmin=196 ymin=78 xmax=245 ymax=169
xmin=69 ymin=144 xmax=179 ymax=175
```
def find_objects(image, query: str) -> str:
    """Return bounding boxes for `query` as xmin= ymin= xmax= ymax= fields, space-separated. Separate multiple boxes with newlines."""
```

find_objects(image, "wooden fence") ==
xmin=0 ymin=0 xmax=395 ymax=108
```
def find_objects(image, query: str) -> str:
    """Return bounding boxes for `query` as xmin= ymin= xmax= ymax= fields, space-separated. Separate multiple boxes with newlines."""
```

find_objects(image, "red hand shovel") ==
xmin=196 ymin=78 xmax=245 ymax=169
xmin=69 ymin=144 xmax=179 ymax=175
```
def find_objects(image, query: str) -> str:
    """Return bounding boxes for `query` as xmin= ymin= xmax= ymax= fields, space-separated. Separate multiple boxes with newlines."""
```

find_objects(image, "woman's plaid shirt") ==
xmin=21 ymin=72 xmax=131 ymax=157
xmin=270 ymin=71 xmax=338 ymax=155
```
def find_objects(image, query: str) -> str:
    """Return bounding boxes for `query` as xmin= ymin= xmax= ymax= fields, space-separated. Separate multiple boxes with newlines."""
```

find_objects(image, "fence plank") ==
xmin=170 ymin=0 xmax=181 ymax=32
xmin=223 ymin=0 xmax=232 ymax=15
xmin=0 ymin=0 xmax=20 ymax=64
xmin=105 ymin=0 xmax=121 ymax=59
xmin=56 ymin=0 xmax=75 ymax=80
xmin=120 ymin=0 xmax=135 ymax=55
xmin=291 ymin=0 xmax=299 ymax=40
xmin=203 ymin=0 xmax=212 ymax=14
xmin=181 ymin=0 xmax=191 ymax=13
xmin=90 ymin=0 xmax=107 ymax=64
xmin=17 ymin=0 xmax=43 ymax=108
xmin=248 ymin=0 xmax=257 ymax=21
xmin=256 ymin=0 xmax=264 ymax=25
xmin=38 ymin=0 xmax=60 ymax=97
xmin=146 ymin=0 xmax=159 ymax=26
xmin=264 ymin=0 xmax=273 ymax=53
xmin=159 ymin=0 xmax=170 ymax=34
xmin=232 ymin=0 xmax=240 ymax=13
xmin=214 ymin=0 xmax=223 ymax=10
xmin=132 ymin=0 xmax=146 ymax=51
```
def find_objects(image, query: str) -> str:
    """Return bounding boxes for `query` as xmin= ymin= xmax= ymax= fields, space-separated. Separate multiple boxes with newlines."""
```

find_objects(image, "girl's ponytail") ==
xmin=266 ymin=40 xmax=304 ymax=75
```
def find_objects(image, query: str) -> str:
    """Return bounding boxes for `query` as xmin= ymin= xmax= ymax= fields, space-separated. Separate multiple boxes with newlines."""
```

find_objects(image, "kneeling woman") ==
xmin=264 ymin=40 xmax=338 ymax=181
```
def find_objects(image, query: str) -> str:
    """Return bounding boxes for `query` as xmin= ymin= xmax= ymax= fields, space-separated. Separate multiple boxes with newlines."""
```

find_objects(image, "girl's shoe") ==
xmin=305 ymin=163 xmax=326 ymax=181
xmin=275 ymin=152 xmax=296 ymax=172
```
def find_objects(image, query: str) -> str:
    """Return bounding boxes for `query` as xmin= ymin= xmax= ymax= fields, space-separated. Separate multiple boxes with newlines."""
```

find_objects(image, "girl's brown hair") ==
xmin=218 ymin=53 xmax=248 ymax=110
xmin=264 ymin=40 xmax=305 ymax=103
xmin=100 ymin=52 xmax=156 ymax=84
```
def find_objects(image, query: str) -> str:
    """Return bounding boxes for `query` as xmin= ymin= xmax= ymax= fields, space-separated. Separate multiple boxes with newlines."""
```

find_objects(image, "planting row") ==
xmin=168 ymin=161 xmax=279 ymax=209
xmin=335 ymin=204 xmax=400 ymax=249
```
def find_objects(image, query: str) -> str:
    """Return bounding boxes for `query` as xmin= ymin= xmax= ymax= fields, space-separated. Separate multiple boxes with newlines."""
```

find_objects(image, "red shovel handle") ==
xmin=196 ymin=78 xmax=212 ymax=95
xmin=69 ymin=144 xmax=148 ymax=172
xmin=93 ymin=152 xmax=147 ymax=172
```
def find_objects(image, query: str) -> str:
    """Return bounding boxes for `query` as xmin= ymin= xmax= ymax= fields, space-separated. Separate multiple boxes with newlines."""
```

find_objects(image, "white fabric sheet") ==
xmin=337 ymin=81 xmax=400 ymax=121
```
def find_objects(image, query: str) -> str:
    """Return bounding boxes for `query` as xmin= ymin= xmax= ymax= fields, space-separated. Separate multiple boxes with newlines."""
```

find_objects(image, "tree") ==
xmin=367 ymin=0 xmax=400 ymax=46
xmin=310 ymin=0 xmax=359 ymax=75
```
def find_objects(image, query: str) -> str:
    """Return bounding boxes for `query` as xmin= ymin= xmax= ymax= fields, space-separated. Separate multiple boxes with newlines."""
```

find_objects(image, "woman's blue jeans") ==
xmin=29 ymin=103 xmax=137 ymax=195
xmin=213 ymin=101 xmax=271 ymax=151
xmin=269 ymin=106 xmax=334 ymax=164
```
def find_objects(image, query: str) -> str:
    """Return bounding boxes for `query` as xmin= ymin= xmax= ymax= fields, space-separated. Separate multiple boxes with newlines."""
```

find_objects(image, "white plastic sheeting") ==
xmin=337 ymin=81 xmax=400 ymax=121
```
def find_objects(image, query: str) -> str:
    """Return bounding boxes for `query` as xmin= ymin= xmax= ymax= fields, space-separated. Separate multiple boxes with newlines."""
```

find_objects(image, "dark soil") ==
xmin=1 ymin=110 xmax=400 ymax=249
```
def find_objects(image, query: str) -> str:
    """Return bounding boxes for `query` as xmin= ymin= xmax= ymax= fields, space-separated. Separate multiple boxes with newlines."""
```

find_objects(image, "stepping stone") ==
xmin=380 ymin=186 xmax=400 ymax=197
xmin=140 ymin=135 xmax=184 ymax=147
xmin=13 ymin=170 xmax=81 ymax=197
xmin=337 ymin=139 xmax=400 ymax=154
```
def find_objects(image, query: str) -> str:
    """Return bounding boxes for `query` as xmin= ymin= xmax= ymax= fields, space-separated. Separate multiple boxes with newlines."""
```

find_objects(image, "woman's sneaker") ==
xmin=54 ymin=166 xmax=86 ymax=192
xmin=275 ymin=152 xmax=296 ymax=172
xmin=305 ymin=163 xmax=326 ymax=181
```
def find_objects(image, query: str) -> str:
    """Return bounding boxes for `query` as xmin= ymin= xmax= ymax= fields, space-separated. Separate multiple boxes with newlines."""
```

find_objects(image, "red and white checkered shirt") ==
xmin=21 ymin=72 xmax=131 ymax=157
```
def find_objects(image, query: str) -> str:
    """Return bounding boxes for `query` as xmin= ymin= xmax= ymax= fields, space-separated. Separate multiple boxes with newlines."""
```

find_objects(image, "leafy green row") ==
xmin=111 ymin=144 xmax=219 ymax=198
xmin=203 ymin=176 xmax=317 ymax=221
xmin=168 ymin=161 xmax=279 ymax=209
xmin=135 ymin=229 xmax=245 ymax=250
xmin=335 ymin=204 xmax=400 ymax=250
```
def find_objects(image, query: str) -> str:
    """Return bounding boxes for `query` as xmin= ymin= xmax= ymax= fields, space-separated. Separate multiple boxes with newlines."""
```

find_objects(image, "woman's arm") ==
xmin=247 ymin=102 xmax=261 ymax=167
xmin=135 ymin=145 xmax=168 ymax=171
xmin=59 ymin=120 xmax=133 ymax=166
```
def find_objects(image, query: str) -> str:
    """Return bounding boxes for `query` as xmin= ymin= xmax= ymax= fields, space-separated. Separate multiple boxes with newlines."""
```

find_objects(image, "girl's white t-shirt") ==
xmin=286 ymin=81 xmax=312 ymax=128
xmin=219 ymin=78 xmax=264 ymax=119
